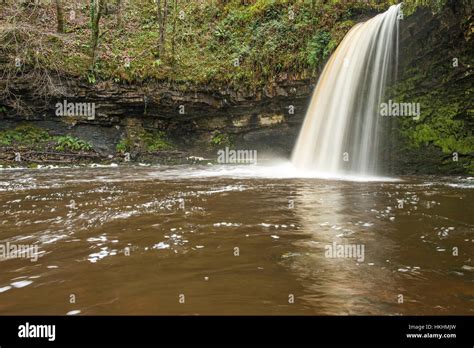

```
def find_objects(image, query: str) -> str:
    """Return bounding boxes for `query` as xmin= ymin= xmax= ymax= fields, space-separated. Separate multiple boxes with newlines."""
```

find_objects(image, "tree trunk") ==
xmin=163 ymin=0 xmax=168 ymax=26
xmin=55 ymin=0 xmax=64 ymax=33
xmin=90 ymin=0 xmax=104 ymax=69
xmin=157 ymin=0 xmax=163 ymax=55
xmin=116 ymin=0 xmax=122 ymax=27
xmin=171 ymin=0 xmax=177 ymax=62
xmin=156 ymin=0 xmax=168 ymax=57
xmin=162 ymin=0 xmax=168 ymax=53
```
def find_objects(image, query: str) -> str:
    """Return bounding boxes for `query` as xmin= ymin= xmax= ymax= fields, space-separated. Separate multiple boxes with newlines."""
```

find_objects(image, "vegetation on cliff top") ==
xmin=1 ymin=0 xmax=447 ymax=89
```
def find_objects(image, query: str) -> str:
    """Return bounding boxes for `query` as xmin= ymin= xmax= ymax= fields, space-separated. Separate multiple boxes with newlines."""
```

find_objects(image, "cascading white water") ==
xmin=292 ymin=4 xmax=401 ymax=176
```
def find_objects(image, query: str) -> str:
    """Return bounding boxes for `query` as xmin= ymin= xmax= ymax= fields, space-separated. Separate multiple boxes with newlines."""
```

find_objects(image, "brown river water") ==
xmin=0 ymin=164 xmax=472 ymax=315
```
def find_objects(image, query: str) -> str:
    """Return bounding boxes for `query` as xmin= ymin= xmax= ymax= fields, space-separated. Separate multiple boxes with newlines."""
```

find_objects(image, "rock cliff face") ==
xmin=0 ymin=69 xmax=314 ymax=158
xmin=388 ymin=0 xmax=473 ymax=175
xmin=1 ymin=1 xmax=472 ymax=173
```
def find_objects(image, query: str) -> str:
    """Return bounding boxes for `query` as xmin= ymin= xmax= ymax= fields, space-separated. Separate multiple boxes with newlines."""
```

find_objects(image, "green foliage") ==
xmin=403 ymin=107 xmax=474 ymax=155
xmin=87 ymin=72 xmax=97 ymax=84
xmin=403 ymin=0 xmax=448 ymax=16
xmin=54 ymin=136 xmax=93 ymax=152
xmin=394 ymin=77 xmax=473 ymax=174
xmin=210 ymin=132 xmax=232 ymax=148
xmin=0 ymin=133 xmax=11 ymax=146
xmin=0 ymin=126 xmax=93 ymax=153
xmin=306 ymin=30 xmax=331 ymax=68
xmin=116 ymin=130 xmax=174 ymax=153
xmin=116 ymin=138 xmax=131 ymax=153
xmin=0 ymin=124 xmax=51 ymax=146
xmin=3 ymin=0 xmax=455 ymax=87
xmin=2 ymin=0 xmax=399 ymax=88
xmin=140 ymin=131 xmax=174 ymax=152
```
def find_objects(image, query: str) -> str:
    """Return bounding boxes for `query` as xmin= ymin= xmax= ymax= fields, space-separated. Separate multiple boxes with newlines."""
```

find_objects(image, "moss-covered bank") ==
xmin=389 ymin=0 xmax=473 ymax=174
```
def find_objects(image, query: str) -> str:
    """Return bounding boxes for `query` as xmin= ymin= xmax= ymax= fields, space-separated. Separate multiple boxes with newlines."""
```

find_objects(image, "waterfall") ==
xmin=292 ymin=4 xmax=401 ymax=176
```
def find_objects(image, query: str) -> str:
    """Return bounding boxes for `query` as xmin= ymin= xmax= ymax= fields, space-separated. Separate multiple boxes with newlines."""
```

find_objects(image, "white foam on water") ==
xmin=161 ymin=162 xmax=399 ymax=182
